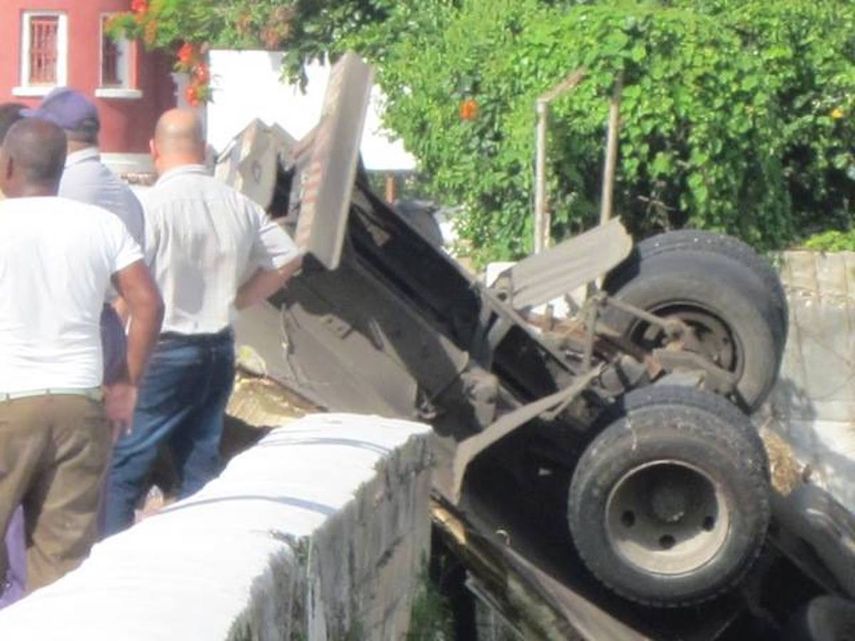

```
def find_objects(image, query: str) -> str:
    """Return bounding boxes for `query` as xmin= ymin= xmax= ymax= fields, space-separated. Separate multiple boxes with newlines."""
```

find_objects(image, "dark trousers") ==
xmin=0 ymin=507 xmax=24 ymax=607
xmin=104 ymin=330 xmax=235 ymax=536
xmin=100 ymin=304 xmax=128 ymax=386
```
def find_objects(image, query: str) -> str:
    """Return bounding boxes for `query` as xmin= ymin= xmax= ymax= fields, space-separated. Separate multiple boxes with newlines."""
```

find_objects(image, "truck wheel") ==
xmin=567 ymin=386 xmax=771 ymax=607
xmin=602 ymin=249 xmax=781 ymax=410
xmin=604 ymin=229 xmax=788 ymax=346
xmin=783 ymin=596 xmax=855 ymax=641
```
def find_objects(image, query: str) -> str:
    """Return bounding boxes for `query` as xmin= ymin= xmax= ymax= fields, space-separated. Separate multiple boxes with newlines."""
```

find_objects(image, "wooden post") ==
xmin=385 ymin=173 xmax=398 ymax=204
xmin=599 ymin=73 xmax=623 ymax=226
xmin=532 ymin=68 xmax=586 ymax=254
xmin=534 ymin=101 xmax=549 ymax=254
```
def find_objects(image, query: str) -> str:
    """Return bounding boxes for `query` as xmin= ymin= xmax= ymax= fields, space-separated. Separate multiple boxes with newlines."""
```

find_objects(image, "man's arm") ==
xmin=234 ymin=255 xmax=303 ymax=310
xmin=112 ymin=296 xmax=130 ymax=326
xmin=105 ymin=260 xmax=163 ymax=436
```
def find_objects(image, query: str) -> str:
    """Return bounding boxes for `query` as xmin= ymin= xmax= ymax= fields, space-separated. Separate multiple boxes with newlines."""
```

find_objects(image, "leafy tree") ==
xmin=113 ymin=0 xmax=854 ymax=261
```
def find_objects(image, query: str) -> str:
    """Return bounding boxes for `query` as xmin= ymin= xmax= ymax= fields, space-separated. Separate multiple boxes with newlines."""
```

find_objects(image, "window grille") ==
xmin=29 ymin=16 xmax=59 ymax=85
xmin=101 ymin=17 xmax=121 ymax=86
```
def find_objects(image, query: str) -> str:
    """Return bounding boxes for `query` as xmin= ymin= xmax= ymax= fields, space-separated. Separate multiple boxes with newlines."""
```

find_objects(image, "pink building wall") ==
xmin=0 ymin=0 xmax=176 ymax=154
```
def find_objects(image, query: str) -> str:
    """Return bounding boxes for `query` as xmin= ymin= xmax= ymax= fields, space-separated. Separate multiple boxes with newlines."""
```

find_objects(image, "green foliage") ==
xmin=114 ymin=0 xmax=854 ymax=262
xmin=407 ymin=565 xmax=454 ymax=641
xmin=802 ymin=228 xmax=855 ymax=252
xmin=107 ymin=0 xmax=229 ymax=49
xmin=339 ymin=0 xmax=854 ymax=260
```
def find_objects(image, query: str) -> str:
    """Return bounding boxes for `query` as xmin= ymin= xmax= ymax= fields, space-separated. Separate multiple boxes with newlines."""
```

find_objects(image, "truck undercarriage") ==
xmin=221 ymin=53 xmax=855 ymax=640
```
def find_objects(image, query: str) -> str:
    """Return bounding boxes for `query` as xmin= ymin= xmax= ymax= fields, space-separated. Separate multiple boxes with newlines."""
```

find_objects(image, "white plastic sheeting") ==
xmin=0 ymin=413 xmax=432 ymax=640
xmin=206 ymin=51 xmax=417 ymax=172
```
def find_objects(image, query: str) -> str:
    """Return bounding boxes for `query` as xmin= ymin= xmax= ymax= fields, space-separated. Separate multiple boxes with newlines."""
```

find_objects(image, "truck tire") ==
xmin=604 ymin=229 xmax=788 ymax=346
xmin=567 ymin=386 xmax=771 ymax=607
xmin=601 ymin=249 xmax=781 ymax=411
xmin=783 ymin=596 xmax=855 ymax=641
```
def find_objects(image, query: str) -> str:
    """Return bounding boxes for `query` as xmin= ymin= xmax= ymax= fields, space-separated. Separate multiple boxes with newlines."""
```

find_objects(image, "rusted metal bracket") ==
xmin=444 ymin=366 xmax=603 ymax=503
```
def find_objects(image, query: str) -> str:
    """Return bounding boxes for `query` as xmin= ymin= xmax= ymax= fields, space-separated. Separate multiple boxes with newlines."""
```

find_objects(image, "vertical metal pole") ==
xmin=534 ymin=100 xmax=548 ymax=253
xmin=599 ymin=73 xmax=623 ymax=226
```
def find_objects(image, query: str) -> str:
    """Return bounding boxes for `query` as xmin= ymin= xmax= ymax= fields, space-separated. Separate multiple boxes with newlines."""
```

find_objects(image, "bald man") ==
xmin=0 ymin=119 xmax=163 ymax=591
xmin=104 ymin=109 xmax=302 ymax=534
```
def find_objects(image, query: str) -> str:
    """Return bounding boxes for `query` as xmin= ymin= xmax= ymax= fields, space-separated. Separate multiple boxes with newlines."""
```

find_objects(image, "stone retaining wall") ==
xmin=0 ymin=414 xmax=433 ymax=641
xmin=767 ymin=251 xmax=855 ymax=511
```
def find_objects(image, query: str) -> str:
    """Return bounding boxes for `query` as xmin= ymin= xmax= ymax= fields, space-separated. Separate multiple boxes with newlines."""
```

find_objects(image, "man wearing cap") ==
xmin=0 ymin=118 xmax=163 ymax=591
xmin=23 ymin=88 xmax=145 ymax=386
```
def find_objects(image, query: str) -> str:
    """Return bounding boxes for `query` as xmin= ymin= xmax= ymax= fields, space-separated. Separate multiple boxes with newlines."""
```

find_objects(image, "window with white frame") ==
xmin=100 ymin=15 xmax=134 ymax=89
xmin=15 ymin=11 xmax=68 ymax=96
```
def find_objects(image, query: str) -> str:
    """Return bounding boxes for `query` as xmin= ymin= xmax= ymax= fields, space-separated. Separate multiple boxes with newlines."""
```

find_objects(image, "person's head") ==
xmin=0 ymin=119 xmax=68 ymax=198
xmin=0 ymin=103 xmax=26 ymax=145
xmin=150 ymin=108 xmax=206 ymax=175
xmin=21 ymin=87 xmax=100 ymax=151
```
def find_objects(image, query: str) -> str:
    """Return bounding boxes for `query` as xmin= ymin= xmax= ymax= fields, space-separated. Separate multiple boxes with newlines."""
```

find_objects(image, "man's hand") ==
xmin=104 ymin=382 xmax=138 ymax=442
xmin=234 ymin=256 xmax=303 ymax=310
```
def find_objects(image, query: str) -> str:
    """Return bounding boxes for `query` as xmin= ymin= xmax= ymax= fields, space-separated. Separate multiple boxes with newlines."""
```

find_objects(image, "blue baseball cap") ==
xmin=22 ymin=87 xmax=100 ymax=134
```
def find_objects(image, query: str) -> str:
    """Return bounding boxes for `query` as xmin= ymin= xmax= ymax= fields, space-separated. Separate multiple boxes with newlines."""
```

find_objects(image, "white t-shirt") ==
xmin=0 ymin=196 xmax=143 ymax=392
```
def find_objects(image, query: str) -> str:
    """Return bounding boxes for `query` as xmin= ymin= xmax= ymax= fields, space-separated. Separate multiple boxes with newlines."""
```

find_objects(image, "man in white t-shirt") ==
xmin=22 ymin=87 xmax=146 ymax=386
xmin=0 ymin=119 xmax=163 ymax=592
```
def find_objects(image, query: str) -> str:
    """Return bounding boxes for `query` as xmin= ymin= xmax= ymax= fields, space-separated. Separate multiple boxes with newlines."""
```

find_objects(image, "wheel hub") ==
xmin=650 ymin=482 xmax=689 ymax=523
xmin=605 ymin=460 xmax=731 ymax=575
xmin=635 ymin=304 xmax=740 ymax=376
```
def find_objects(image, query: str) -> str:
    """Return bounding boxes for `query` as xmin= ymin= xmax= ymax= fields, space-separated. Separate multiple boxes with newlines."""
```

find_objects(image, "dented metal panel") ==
xmin=498 ymin=218 xmax=633 ymax=310
xmin=293 ymin=53 xmax=374 ymax=269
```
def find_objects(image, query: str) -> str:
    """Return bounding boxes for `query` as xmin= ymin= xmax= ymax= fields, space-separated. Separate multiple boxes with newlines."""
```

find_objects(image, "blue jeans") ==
xmin=104 ymin=330 xmax=235 ymax=535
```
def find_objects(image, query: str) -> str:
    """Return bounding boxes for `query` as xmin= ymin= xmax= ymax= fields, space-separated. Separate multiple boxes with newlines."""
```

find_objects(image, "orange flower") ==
xmin=185 ymin=84 xmax=199 ymax=106
xmin=192 ymin=63 xmax=209 ymax=84
xmin=459 ymin=98 xmax=478 ymax=121
xmin=131 ymin=0 xmax=148 ymax=14
xmin=177 ymin=42 xmax=197 ymax=65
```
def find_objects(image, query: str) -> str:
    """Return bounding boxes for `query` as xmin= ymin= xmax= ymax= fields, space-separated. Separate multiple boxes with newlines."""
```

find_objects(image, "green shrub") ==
xmin=802 ymin=229 xmax=855 ymax=251
xmin=110 ymin=0 xmax=855 ymax=263
xmin=341 ymin=0 xmax=854 ymax=261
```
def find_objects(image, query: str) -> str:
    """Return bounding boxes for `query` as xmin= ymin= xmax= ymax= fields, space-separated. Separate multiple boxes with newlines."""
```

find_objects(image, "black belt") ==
xmin=159 ymin=327 xmax=233 ymax=343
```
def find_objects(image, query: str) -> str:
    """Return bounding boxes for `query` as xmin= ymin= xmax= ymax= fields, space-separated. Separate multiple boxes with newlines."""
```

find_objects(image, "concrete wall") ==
xmin=766 ymin=251 xmax=855 ymax=511
xmin=0 ymin=0 xmax=176 ymax=154
xmin=0 ymin=414 xmax=433 ymax=641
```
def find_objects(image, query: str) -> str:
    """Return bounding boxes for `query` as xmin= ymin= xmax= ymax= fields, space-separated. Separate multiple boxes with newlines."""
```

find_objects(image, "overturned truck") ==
xmin=221 ymin=54 xmax=855 ymax=640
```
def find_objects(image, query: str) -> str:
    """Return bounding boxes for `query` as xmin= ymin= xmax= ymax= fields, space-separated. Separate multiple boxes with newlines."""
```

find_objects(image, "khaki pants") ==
xmin=0 ymin=395 xmax=110 ymax=592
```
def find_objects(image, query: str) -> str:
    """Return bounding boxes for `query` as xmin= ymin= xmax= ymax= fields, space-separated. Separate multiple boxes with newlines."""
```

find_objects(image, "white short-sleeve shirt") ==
xmin=142 ymin=165 xmax=302 ymax=335
xmin=0 ymin=196 xmax=143 ymax=392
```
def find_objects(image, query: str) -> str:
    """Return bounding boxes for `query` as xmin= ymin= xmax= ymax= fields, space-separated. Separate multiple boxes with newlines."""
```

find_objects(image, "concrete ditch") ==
xmin=0 ymin=413 xmax=433 ymax=641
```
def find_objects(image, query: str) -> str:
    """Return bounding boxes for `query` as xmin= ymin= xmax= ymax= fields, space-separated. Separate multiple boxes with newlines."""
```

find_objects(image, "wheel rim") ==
xmin=605 ymin=460 xmax=731 ymax=575
xmin=629 ymin=303 xmax=743 ymax=379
